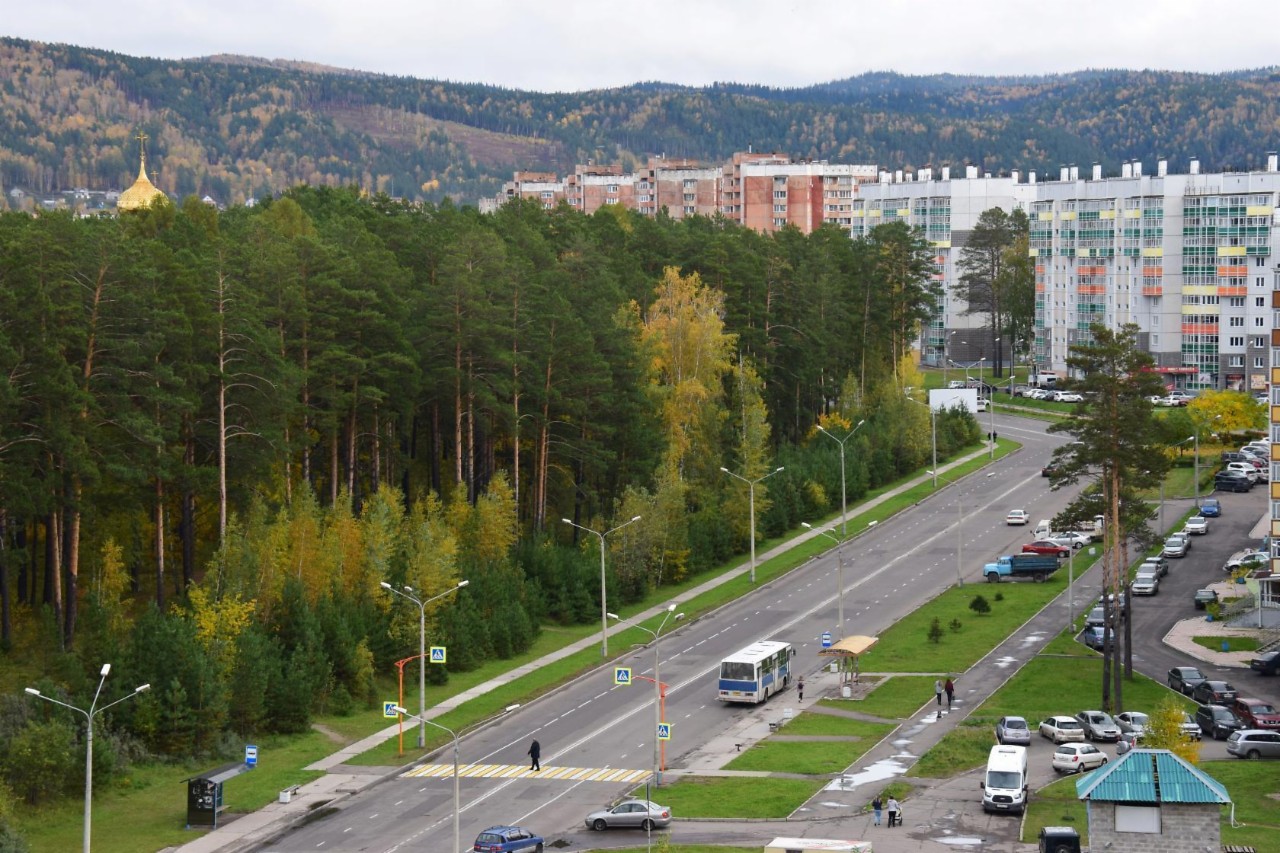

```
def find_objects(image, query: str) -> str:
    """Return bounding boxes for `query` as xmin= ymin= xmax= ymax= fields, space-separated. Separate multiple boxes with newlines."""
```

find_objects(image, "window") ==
xmin=1256 ymin=337 xmax=1268 ymax=348
xmin=607 ymin=184 xmax=618 ymax=193
xmin=1256 ymin=317 xmax=1267 ymax=327
xmin=1257 ymin=297 xmax=1267 ymax=307
xmin=1255 ymin=357 xmax=1265 ymax=369
xmin=1229 ymin=356 xmax=1244 ymax=367
xmin=1230 ymin=317 xmax=1245 ymax=327
xmin=1230 ymin=337 xmax=1245 ymax=347
xmin=1228 ymin=297 xmax=1245 ymax=307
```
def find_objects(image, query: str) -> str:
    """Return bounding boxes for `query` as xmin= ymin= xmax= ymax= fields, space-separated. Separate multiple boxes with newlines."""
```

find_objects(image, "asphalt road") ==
xmin=250 ymin=415 xmax=1154 ymax=853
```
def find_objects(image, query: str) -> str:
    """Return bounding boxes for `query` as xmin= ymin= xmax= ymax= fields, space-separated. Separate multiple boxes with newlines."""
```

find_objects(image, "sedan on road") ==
xmin=1192 ymin=680 xmax=1239 ymax=705
xmin=1023 ymin=540 xmax=1070 ymax=557
xmin=1076 ymin=710 xmax=1122 ymax=742
xmin=1169 ymin=666 xmax=1207 ymax=695
xmin=474 ymin=826 xmax=545 ymax=853
xmin=1006 ymin=509 xmax=1030 ymax=525
xmin=1130 ymin=572 xmax=1159 ymax=596
xmin=1139 ymin=556 xmax=1168 ymax=578
xmin=1052 ymin=742 xmax=1108 ymax=773
xmin=1251 ymin=651 xmax=1280 ymax=676
xmin=585 ymin=799 xmax=672 ymax=831
xmin=1162 ymin=536 xmax=1189 ymax=558
xmin=1183 ymin=516 xmax=1209 ymax=535
xmin=1198 ymin=498 xmax=1222 ymax=517
xmin=1115 ymin=711 xmax=1149 ymax=740
xmin=995 ymin=715 xmax=1032 ymax=746
xmin=1053 ymin=391 xmax=1084 ymax=403
xmin=1040 ymin=716 xmax=1087 ymax=743
xmin=1047 ymin=532 xmax=1091 ymax=550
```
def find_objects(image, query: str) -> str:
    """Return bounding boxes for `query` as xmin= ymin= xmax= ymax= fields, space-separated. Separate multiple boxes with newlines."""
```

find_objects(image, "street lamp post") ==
xmin=561 ymin=515 xmax=642 ymax=657
xmin=719 ymin=466 xmax=785 ymax=584
xmin=817 ymin=420 xmax=866 ymax=539
xmin=609 ymin=604 xmax=683 ymax=790
xmin=929 ymin=470 xmax=995 ymax=587
xmin=25 ymin=665 xmax=150 ymax=853
xmin=380 ymin=579 xmax=469 ymax=748
xmin=801 ymin=522 xmax=849 ymax=638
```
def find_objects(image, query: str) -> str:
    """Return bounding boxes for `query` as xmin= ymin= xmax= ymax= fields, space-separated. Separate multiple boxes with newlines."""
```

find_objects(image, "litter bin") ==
xmin=841 ymin=685 xmax=852 ymax=698
xmin=279 ymin=785 xmax=299 ymax=804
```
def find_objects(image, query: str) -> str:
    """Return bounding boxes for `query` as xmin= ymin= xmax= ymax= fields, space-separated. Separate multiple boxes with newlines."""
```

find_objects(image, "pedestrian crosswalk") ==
xmin=401 ymin=763 xmax=652 ymax=784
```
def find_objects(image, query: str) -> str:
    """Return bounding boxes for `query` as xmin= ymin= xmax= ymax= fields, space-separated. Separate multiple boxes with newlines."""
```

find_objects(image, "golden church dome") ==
xmin=117 ymin=133 xmax=167 ymax=212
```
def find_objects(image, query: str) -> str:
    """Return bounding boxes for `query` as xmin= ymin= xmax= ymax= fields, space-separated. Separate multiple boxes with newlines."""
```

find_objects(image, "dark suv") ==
xmin=1168 ymin=666 xmax=1207 ymax=695
xmin=1195 ymin=704 xmax=1244 ymax=740
xmin=1215 ymin=472 xmax=1252 ymax=493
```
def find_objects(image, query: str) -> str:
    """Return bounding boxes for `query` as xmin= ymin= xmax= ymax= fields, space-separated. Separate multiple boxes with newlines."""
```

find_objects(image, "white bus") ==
xmin=717 ymin=639 xmax=795 ymax=703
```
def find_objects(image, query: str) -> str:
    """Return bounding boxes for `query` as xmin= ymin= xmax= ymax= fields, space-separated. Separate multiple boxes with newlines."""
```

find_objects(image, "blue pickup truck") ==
xmin=983 ymin=554 xmax=1061 ymax=583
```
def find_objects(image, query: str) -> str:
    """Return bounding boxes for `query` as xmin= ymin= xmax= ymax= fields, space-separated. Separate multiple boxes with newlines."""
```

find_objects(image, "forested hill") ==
xmin=3 ymin=35 xmax=1280 ymax=205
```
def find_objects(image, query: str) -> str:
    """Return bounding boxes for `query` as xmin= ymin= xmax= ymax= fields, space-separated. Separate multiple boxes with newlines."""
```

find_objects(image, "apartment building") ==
xmin=855 ymin=156 xmax=1280 ymax=393
xmin=490 ymin=152 xmax=876 ymax=234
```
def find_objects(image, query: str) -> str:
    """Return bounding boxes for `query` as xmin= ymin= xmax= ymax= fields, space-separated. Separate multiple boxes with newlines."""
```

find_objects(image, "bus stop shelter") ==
xmin=818 ymin=635 xmax=878 ymax=684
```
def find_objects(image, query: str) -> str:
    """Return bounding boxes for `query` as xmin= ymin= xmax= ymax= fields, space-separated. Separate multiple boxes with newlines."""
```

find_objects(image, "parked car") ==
xmin=1191 ymin=680 xmax=1239 ymax=705
xmin=1039 ymin=715 xmax=1087 ymax=743
xmin=1162 ymin=535 xmax=1189 ymax=558
xmin=1006 ymin=509 xmax=1030 ymax=525
xmin=1226 ymin=729 xmax=1280 ymax=759
xmin=1023 ymin=540 xmax=1071 ymax=557
xmin=1130 ymin=572 xmax=1159 ymax=596
xmin=995 ymin=715 xmax=1032 ymax=746
xmin=1139 ymin=556 xmax=1169 ymax=578
xmin=1012 ymin=384 xmax=1031 ymax=397
xmin=1195 ymin=704 xmax=1244 ymax=740
xmin=1115 ymin=711 xmax=1149 ymax=740
xmin=1052 ymin=742 xmax=1108 ymax=773
xmin=1224 ymin=550 xmax=1268 ymax=574
xmin=1085 ymin=607 xmax=1106 ymax=629
xmin=1028 ymin=388 xmax=1051 ymax=400
xmin=1215 ymin=472 xmax=1252 ymax=493
xmin=1180 ymin=711 xmax=1203 ymax=740
xmin=1160 ymin=395 xmax=1189 ymax=407
xmin=1251 ymin=650 xmax=1280 ymax=676
xmin=1168 ymin=666 xmax=1207 ymax=695
xmin=473 ymin=826 xmax=545 ymax=853
xmin=1047 ymin=531 xmax=1091 ymax=550
xmin=1193 ymin=588 xmax=1219 ymax=610
xmin=584 ymin=799 xmax=672 ymax=831
xmin=1225 ymin=462 xmax=1259 ymax=482
xmin=1197 ymin=498 xmax=1222 ymax=517
xmin=1183 ymin=516 xmax=1209 ymax=536
xmin=1081 ymin=626 xmax=1113 ymax=651
xmin=1076 ymin=710 xmax=1122 ymax=742
xmin=1231 ymin=698 xmax=1280 ymax=730
xmin=1053 ymin=391 xmax=1084 ymax=403
xmin=1221 ymin=451 xmax=1251 ymax=465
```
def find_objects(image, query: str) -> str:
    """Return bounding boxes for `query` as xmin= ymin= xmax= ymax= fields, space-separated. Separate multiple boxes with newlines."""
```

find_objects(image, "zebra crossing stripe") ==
xmin=401 ymin=763 xmax=650 ymax=782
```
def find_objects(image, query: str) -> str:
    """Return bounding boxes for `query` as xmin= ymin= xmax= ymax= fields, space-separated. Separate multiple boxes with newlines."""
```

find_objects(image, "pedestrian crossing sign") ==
xmin=614 ymin=667 xmax=632 ymax=685
xmin=383 ymin=701 xmax=398 ymax=718
xmin=430 ymin=646 xmax=446 ymax=663
xmin=657 ymin=723 xmax=671 ymax=740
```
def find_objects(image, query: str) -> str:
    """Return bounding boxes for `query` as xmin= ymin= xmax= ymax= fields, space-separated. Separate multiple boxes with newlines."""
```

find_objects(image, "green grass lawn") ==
xmin=726 ymin=718 xmax=894 ymax=774
xmin=821 ymin=675 xmax=939 ymax=719
xmin=638 ymin=776 xmax=824 ymax=818
xmin=1192 ymin=635 xmax=1259 ymax=652
xmin=1023 ymin=774 xmax=1088 ymax=845
xmin=782 ymin=709 xmax=883 ymax=736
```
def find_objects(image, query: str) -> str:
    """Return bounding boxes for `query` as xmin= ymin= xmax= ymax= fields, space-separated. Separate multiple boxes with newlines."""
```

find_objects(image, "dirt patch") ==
xmin=311 ymin=723 xmax=348 ymax=744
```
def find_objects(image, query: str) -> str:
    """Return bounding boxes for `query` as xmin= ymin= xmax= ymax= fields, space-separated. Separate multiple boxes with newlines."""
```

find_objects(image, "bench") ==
xmin=278 ymin=785 xmax=301 ymax=804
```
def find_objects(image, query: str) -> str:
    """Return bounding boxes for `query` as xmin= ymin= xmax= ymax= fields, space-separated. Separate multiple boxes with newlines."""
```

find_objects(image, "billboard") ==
xmin=929 ymin=387 xmax=979 ymax=414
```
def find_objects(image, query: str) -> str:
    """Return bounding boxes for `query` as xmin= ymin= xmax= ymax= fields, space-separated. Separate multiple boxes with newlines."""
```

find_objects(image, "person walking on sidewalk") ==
xmin=798 ymin=677 xmax=804 ymax=701
xmin=887 ymin=796 xmax=900 ymax=828
xmin=945 ymin=677 xmax=955 ymax=709
xmin=528 ymin=739 xmax=541 ymax=771
xmin=871 ymin=795 xmax=882 ymax=826
xmin=934 ymin=679 xmax=943 ymax=706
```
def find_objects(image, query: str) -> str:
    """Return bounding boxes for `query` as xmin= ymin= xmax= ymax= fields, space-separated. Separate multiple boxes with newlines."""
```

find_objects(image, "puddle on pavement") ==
xmin=823 ymin=757 xmax=910 ymax=791
xmin=933 ymin=836 xmax=986 ymax=846
xmin=992 ymin=655 xmax=1019 ymax=668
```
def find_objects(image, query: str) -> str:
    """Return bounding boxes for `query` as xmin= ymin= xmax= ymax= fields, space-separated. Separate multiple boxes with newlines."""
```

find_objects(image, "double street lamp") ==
xmin=562 ymin=515 xmax=642 ymax=657
xmin=801 ymin=522 xmax=850 ymax=639
xmin=608 ymin=604 xmax=683 ymax=791
xmin=817 ymin=420 xmax=866 ymax=539
xmin=720 ymin=466 xmax=784 ymax=584
xmin=928 ymin=470 xmax=995 ymax=587
xmin=380 ymin=579 xmax=469 ymax=748
xmin=25 ymin=664 xmax=150 ymax=853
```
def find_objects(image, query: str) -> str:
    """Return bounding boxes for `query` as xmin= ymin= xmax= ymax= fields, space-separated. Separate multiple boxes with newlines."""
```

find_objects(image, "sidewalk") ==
xmin=168 ymin=446 xmax=1001 ymax=853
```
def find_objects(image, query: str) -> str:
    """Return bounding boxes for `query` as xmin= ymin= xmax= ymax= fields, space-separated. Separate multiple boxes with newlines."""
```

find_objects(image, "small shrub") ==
xmin=927 ymin=617 xmax=944 ymax=644
xmin=969 ymin=594 xmax=991 ymax=616
xmin=949 ymin=618 xmax=963 ymax=633
xmin=993 ymin=591 xmax=1004 ymax=602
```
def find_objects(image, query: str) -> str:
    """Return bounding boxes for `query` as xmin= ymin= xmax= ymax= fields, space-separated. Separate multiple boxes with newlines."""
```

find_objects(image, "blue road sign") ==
xmin=430 ymin=646 xmax=447 ymax=663
xmin=821 ymin=631 xmax=833 ymax=648
xmin=245 ymin=744 xmax=258 ymax=767
xmin=614 ymin=667 xmax=632 ymax=685
xmin=383 ymin=701 xmax=399 ymax=718
xmin=657 ymin=723 xmax=671 ymax=741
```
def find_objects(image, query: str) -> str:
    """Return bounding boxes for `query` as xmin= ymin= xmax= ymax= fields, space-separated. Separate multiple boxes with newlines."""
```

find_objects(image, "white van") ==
xmin=981 ymin=744 xmax=1028 ymax=814
xmin=1033 ymin=519 xmax=1052 ymax=540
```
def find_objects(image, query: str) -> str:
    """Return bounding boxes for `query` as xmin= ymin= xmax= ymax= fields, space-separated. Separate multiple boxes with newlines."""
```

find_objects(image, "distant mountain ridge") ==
xmin=2 ymin=36 xmax=1279 ymax=207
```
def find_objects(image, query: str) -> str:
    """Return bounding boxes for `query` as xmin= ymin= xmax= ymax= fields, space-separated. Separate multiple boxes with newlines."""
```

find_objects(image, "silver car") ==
xmin=585 ymin=799 xmax=672 ymax=831
xmin=1225 ymin=729 xmax=1280 ymax=759
xmin=995 ymin=715 xmax=1032 ymax=746
xmin=1115 ymin=711 xmax=1149 ymax=740
xmin=1076 ymin=710 xmax=1121 ymax=742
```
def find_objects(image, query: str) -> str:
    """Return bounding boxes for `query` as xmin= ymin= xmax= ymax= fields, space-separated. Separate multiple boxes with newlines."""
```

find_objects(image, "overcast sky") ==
xmin=7 ymin=0 xmax=1277 ymax=92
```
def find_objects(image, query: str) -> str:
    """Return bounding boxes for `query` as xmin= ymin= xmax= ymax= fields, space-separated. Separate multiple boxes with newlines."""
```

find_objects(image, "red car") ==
xmin=1023 ymin=540 xmax=1070 ymax=558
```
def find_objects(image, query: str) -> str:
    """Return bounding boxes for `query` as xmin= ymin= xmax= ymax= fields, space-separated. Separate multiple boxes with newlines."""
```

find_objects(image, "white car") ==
xmin=1131 ymin=572 xmax=1159 ymax=596
xmin=976 ymin=397 xmax=989 ymax=412
xmin=1027 ymin=388 xmax=1051 ymax=400
xmin=1183 ymin=516 xmax=1209 ymax=535
xmin=1006 ymin=509 xmax=1030 ymax=525
xmin=1225 ymin=462 xmax=1258 ymax=483
xmin=1224 ymin=550 xmax=1268 ymax=574
xmin=1039 ymin=715 xmax=1087 ymax=743
xmin=1052 ymin=742 xmax=1108 ymax=773
xmin=1052 ymin=391 xmax=1083 ymax=403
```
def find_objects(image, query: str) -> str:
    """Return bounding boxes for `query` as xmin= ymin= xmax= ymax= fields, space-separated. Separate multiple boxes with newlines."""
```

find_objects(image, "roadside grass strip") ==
xmin=634 ymin=776 xmax=825 ymax=819
xmin=726 ymin=720 xmax=896 ymax=775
